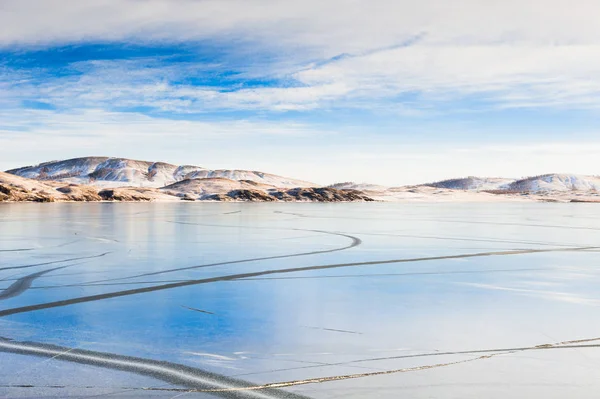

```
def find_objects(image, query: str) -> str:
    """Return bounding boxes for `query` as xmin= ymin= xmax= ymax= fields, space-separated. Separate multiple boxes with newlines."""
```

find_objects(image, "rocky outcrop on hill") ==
xmin=0 ymin=183 xmax=55 ymax=202
xmin=203 ymin=187 xmax=375 ymax=202
xmin=278 ymin=187 xmax=374 ymax=202
xmin=56 ymin=184 xmax=103 ymax=201
xmin=0 ymin=172 xmax=374 ymax=203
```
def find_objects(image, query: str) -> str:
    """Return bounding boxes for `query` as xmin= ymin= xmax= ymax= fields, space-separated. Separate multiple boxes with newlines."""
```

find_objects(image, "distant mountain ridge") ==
xmin=423 ymin=176 xmax=513 ymax=191
xmin=7 ymin=157 xmax=315 ymax=189
xmin=506 ymin=174 xmax=600 ymax=193
xmin=5 ymin=157 xmax=600 ymax=203
xmin=422 ymin=174 xmax=600 ymax=193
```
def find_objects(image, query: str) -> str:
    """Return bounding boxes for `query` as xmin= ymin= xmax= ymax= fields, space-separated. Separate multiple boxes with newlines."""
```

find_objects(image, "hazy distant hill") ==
xmin=421 ymin=174 xmax=600 ymax=193
xmin=327 ymin=182 xmax=390 ymax=192
xmin=505 ymin=174 xmax=600 ymax=193
xmin=423 ymin=176 xmax=514 ymax=191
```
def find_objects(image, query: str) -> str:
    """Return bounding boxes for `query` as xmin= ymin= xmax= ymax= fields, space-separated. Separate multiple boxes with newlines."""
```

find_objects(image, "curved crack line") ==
xmin=0 ymin=252 xmax=111 ymax=272
xmin=232 ymin=343 xmax=600 ymax=378
xmin=273 ymin=211 xmax=600 ymax=232
xmin=180 ymin=305 xmax=214 ymax=315
xmin=0 ymin=385 xmax=182 ymax=391
xmin=239 ymin=267 xmax=550 ymax=281
xmin=345 ymin=231 xmax=582 ymax=248
xmin=0 ymin=240 xmax=82 ymax=254
xmin=0 ymin=260 xmax=95 ymax=284
xmin=44 ymin=228 xmax=361 ymax=288
xmin=196 ymin=352 xmax=518 ymax=393
xmin=199 ymin=337 xmax=600 ymax=391
xmin=0 ymin=337 xmax=311 ymax=399
xmin=0 ymin=246 xmax=596 ymax=317
xmin=415 ymin=218 xmax=600 ymax=232
xmin=0 ymin=385 xmax=263 ymax=393
xmin=0 ymin=266 xmax=69 ymax=301
xmin=9 ymin=267 xmax=548 ymax=290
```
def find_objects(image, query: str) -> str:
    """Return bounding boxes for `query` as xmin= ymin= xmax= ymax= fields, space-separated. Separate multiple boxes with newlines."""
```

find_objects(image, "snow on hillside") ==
xmin=328 ymin=182 xmax=390 ymax=192
xmin=6 ymin=157 xmax=316 ymax=188
xmin=0 ymin=171 xmax=63 ymax=194
xmin=420 ymin=174 xmax=600 ymax=194
xmin=424 ymin=176 xmax=514 ymax=191
xmin=162 ymin=178 xmax=275 ymax=199
xmin=173 ymin=165 xmax=207 ymax=181
xmin=9 ymin=157 xmax=110 ymax=180
xmin=184 ymin=169 xmax=315 ymax=188
xmin=507 ymin=174 xmax=600 ymax=193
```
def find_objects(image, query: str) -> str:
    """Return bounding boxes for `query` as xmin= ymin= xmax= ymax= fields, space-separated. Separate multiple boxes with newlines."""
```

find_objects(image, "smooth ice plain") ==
xmin=2 ymin=202 xmax=600 ymax=398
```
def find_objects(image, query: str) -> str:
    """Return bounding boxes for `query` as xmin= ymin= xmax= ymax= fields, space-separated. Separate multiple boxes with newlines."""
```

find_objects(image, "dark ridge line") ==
xmin=0 ymin=240 xmax=82 ymax=254
xmin=239 ymin=267 xmax=551 ymax=281
xmin=181 ymin=305 xmax=215 ymax=315
xmin=82 ymin=235 xmax=121 ymax=243
xmin=54 ymin=239 xmax=84 ymax=248
xmin=274 ymin=210 xmax=600 ymax=232
xmin=1 ymin=267 xmax=547 ymax=290
xmin=0 ymin=384 xmax=260 ymax=393
xmin=0 ymin=252 xmax=111 ymax=272
xmin=303 ymin=326 xmax=362 ymax=335
xmin=273 ymin=211 xmax=307 ymax=218
xmin=2 ymin=279 xmax=188 ymax=289
xmin=275 ymin=210 xmax=584 ymax=247
xmin=0 ymin=246 xmax=595 ymax=318
xmin=45 ymin=228 xmax=361 ymax=288
xmin=0 ymin=337 xmax=311 ymax=399
xmin=0 ymin=266 xmax=68 ymax=301
xmin=343 ymin=231 xmax=582 ymax=248
xmin=0 ymin=233 xmax=321 ymax=283
xmin=414 ymin=218 xmax=600 ymax=232
xmin=231 ymin=343 xmax=600 ymax=379
xmin=108 ymin=338 xmax=600 ymax=391
xmin=0 ymin=260 xmax=96 ymax=283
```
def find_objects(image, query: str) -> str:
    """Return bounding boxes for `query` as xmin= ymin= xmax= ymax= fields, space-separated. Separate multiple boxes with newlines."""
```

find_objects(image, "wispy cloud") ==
xmin=2 ymin=1 xmax=600 ymax=113
xmin=0 ymin=108 xmax=328 ymax=171
xmin=295 ymin=44 xmax=600 ymax=110
xmin=0 ymin=108 xmax=318 ymax=139
xmin=6 ymin=45 xmax=600 ymax=115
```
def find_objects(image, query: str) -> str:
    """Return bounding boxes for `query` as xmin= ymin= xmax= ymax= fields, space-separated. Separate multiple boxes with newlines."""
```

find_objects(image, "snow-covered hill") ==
xmin=423 ymin=176 xmax=514 ymax=191
xmin=328 ymin=182 xmax=390 ymax=192
xmin=162 ymin=178 xmax=276 ymax=199
xmin=506 ymin=174 xmax=600 ymax=193
xmin=162 ymin=177 xmax=374 ymax=202
xmin=6 ymin=157 xmax=315 ymax=189
xmin=0 ymin=172 xmax=371 ymax=203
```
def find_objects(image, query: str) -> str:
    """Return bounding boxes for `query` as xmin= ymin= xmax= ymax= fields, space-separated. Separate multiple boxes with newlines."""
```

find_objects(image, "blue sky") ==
xmin=2 ymin=0 xmax=600 ymax=185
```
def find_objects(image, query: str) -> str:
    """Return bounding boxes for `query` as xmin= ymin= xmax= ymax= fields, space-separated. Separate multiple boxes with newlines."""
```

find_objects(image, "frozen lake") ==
xmin=2 ymin=202 xmax=600 ymax=398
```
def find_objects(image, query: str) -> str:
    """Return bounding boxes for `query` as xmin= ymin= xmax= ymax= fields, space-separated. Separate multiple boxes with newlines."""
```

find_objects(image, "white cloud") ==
xmin=2 ymin=1 xmax=600 ymax=50
xmin=3 ymin=1 xmax=600 ymax=112
xmin=0 ymin=108 xmax=316 ymax=139
xmin=8 ymin=44 xmax=600 ymax=113
xmin=294 ymin=44 xmax=600 ymax=109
